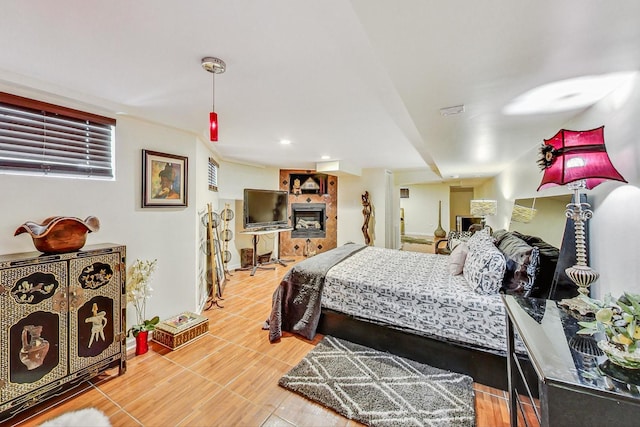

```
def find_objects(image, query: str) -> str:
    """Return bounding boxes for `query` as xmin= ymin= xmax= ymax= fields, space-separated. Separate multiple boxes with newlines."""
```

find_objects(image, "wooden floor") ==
xmin=9 ymin=253 xmax=538 ymax=426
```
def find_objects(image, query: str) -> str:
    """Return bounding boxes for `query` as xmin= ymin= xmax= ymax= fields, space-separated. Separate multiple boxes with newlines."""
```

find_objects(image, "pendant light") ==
xmin=201 ymin=57 xmax=226 ymax=142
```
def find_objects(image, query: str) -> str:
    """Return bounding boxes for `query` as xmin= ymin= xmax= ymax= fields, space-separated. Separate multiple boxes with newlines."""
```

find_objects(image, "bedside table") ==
xmin=502 ymin=294 xmax=640 ymax=427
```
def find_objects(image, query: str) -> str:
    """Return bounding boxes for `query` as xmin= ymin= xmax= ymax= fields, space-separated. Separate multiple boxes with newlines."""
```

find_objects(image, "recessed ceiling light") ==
xmin=503 ymin=71 xmax=637 ymax=115
xmin=321 ymin=155 xmax=330 ymax=160
xmin=280 ymin=139 xmax=291 ymax=145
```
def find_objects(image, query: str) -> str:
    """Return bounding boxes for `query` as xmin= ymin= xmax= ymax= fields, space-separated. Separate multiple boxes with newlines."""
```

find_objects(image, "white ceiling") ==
xmin=1 ymin=1 xmax=639 ymax=184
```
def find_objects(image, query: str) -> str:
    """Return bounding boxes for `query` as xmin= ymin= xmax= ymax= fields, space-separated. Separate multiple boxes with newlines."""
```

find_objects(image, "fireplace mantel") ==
xmin=279 ymin=170 xmax=337 ymax=256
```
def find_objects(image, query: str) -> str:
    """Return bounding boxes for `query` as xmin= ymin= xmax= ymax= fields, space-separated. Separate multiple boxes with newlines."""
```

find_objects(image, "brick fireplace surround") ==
xmin=279 ymin=170 xmax=337 ymax=257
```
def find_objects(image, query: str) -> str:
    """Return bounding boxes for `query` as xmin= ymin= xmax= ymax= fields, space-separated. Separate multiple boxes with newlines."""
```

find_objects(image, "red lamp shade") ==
xmin=537 ymin=126 xmax=626 ymax=190
xmin=209 ymin=112 xmax=218 ymax=142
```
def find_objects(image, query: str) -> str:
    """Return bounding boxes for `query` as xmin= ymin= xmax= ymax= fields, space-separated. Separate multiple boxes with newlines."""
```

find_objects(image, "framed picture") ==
xmin=142 ymin=150 xmax=188 ymax=207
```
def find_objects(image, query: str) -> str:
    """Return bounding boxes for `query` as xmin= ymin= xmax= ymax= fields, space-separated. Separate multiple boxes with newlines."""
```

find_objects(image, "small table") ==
xmin=239 ymin=227 xmax=293 ymax=276
xmin=503 ymin=295 xmax=640 ymax=427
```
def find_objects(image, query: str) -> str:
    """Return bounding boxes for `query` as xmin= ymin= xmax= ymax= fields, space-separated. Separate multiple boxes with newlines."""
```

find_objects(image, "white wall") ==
xmin=220 ymin=162 xmax=280 ymax=263
xmin=337 ymin=169 xmax=393 ymax=248
xmin=0 ymin=112 xmax=218 ymax=346
xmin=399 ymin=183 xmax=450 ymax=236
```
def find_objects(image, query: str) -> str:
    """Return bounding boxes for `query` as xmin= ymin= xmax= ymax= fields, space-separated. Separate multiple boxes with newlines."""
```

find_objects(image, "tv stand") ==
xmin=239 ymin=227 xmax=293 ymax=276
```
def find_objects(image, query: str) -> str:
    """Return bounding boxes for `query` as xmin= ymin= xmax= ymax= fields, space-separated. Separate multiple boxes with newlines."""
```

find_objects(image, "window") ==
xmin=208 ymin=157 xmax=219 ymax=192
xmin=0 ymin=92 xmax=115 ymax=179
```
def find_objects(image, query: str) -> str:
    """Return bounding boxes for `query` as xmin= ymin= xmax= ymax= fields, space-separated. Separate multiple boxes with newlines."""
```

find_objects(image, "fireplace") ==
xmin=291 ymin=203 xmax=326 ymax=238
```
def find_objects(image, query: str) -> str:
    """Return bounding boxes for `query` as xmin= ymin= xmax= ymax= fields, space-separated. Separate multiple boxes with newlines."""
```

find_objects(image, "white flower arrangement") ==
xmin=126 ymin=259 xmax=159 ymax=337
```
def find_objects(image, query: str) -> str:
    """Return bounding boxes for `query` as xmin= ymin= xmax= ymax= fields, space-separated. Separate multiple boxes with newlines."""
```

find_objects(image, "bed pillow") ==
xmin=494 ymin=231 xmax=540 ymax=295
xmin=448 ymin=242 xmax=469 ymax=275
xmin=463 ymin=232 xmax=506 ymax=295
xmin=511 ymin=231 xmax=560 ymax=298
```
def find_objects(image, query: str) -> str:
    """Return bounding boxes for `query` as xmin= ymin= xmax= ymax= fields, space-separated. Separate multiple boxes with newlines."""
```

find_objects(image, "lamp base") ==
xmin=559 ymin=264 xmax=599 ymax=316
xmin=565 ymin=264 xmax=600 ymax=291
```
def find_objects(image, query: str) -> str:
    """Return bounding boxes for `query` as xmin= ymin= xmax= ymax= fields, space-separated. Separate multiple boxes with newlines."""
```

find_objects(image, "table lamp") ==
xmin=537 ymin=126 xmax=626 ymax=314
xmin=470 ymin=199 xmax=497 ymax=227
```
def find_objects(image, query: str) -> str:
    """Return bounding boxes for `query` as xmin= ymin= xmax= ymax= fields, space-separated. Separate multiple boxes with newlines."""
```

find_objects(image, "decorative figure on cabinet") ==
xmin=85 ymin=303 xmax=108 ymax=348
xmin=19 ymin=325 xmax=49 ymax=370
xmin=14 ymin=216 xmax=100 ymax=254
xmin=292 ymin=178 xmax=302 ymax=195
xmin=361 ymin=191 xmax=373 ymax=246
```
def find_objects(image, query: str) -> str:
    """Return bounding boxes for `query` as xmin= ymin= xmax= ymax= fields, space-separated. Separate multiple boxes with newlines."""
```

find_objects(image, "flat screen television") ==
xmin=243 ymin=188 xmax=290 ymax=230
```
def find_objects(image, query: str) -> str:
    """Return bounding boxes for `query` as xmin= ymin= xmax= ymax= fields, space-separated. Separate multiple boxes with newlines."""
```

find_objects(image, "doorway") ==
xmin=449 ymin=188 xmax=474 ymax=231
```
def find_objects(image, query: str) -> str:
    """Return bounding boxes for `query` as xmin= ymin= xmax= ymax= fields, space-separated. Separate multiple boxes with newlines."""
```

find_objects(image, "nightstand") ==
xmin=502 ymin=294 xmax=640 ymax=427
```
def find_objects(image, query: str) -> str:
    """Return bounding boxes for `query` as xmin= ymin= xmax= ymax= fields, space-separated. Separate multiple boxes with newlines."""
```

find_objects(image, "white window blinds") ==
xmin=208 ymin=157 xmax=219 ymax=192
xmin=0 ymin=92 xmax=115 ymax=178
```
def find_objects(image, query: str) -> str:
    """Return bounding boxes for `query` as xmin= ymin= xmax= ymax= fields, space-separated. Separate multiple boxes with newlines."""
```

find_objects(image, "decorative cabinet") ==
xmin=0 ymin=244 xmax=126 ymax=422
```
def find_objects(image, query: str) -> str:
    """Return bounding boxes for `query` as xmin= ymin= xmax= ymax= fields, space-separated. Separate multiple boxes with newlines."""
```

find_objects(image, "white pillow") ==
xmin=463 ymin=233 xmax=506 ymax=295
xmin=449 ymin=242 xmax=469 ymax=275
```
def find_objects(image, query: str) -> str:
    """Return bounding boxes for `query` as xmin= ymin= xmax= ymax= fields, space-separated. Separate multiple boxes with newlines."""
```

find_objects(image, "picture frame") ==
xmin=142 ymin=150 xmax=188 ymax=207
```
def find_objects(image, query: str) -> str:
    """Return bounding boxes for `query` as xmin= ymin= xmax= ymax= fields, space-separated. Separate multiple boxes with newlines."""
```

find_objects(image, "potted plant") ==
xmin=126 ymin=259 xmax=159 ymax=355
xmin=577 ymin=293 xmax=640 ymax=369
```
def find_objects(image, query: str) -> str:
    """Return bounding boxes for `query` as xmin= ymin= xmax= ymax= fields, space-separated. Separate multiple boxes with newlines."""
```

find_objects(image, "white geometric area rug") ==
xmin=279 ymin=336 xmax=475 ymax=427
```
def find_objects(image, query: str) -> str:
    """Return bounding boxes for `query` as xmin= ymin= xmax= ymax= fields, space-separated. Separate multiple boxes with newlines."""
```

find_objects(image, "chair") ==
xmin=435 ymin=230 xmax=474 ymax=255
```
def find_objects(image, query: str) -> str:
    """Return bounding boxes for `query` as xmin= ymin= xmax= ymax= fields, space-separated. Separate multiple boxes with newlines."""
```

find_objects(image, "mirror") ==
xmin=509 ymin=195 xmax=571 ymax=248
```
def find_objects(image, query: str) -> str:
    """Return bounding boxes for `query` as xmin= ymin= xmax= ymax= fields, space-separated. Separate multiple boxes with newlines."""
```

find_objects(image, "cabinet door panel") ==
xmin=0 ymin=261 xmax=69 ymax=406
xmin=69 ymin=253 xmax=123 ymax=373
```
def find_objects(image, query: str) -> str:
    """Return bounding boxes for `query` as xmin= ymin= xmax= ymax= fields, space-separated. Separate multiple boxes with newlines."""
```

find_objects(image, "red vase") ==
xmin=135 ymin=330 xmax=149 ymax=355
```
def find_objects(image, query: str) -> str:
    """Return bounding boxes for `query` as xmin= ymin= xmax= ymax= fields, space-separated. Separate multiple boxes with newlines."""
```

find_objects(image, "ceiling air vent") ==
xmin=439 ymin=105 xmax=465 ymax=116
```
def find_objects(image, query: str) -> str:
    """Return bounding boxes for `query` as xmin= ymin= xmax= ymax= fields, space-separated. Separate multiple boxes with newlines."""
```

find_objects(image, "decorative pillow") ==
xmin=448 ymin=242 xmax=469 ymax=275
xmin=494 ymin=231 xmax=540 ymax=295
xmin=446 ymin=230 xmax=473 ymax=251
xmin=492 ymin=229 xmax=510 ymax=245
xmin=511 ymin=231 xmax=560 ymax=298
xmin=463 ymin=232 xmax=506 ymax=295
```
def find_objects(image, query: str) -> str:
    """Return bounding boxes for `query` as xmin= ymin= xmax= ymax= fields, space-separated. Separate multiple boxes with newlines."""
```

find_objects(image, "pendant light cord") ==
xmin=212 ymin=71 xmax=216 ymax=111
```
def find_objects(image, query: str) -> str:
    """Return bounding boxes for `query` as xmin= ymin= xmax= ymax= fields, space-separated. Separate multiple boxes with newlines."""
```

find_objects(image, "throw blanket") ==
xmin=267 ymin=243 xmax=366 ymax=342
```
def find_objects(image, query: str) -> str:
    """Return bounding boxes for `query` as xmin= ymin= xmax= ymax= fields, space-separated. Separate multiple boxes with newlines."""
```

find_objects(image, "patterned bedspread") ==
xmin=322 ymin=246 xmax=513 ymax=353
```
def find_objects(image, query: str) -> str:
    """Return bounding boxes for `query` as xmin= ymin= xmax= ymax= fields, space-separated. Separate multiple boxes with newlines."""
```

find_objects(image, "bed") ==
xmin=267 ymin=229 xmax=568 ymax=390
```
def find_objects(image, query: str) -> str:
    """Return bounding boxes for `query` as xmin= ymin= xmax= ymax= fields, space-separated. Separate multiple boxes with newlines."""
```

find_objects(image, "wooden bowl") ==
xmin=14 ymin=216 xmax=100 ymax=254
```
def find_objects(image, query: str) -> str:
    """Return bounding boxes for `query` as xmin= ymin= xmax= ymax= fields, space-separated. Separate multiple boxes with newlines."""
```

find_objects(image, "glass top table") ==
xmin=502 ymin=294 xmax=640 ymax=427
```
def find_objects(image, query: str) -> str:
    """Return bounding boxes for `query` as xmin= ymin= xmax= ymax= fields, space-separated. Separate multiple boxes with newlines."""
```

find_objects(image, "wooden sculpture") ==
xmin=361 ymin=191 xmax=372 ymax=246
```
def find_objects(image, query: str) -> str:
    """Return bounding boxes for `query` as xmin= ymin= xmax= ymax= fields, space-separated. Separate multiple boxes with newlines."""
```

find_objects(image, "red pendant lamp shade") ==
xmin=210 ymin=112 xmax=218 ymax=142
xmin=537 ymin=126 xmax=627 ymax=190
xmin=202 ymin=56 xmax=226 ymax=143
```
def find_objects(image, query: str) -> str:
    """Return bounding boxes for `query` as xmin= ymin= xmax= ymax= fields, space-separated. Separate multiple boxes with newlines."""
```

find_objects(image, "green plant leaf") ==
xmin=619 ymin=300 xmax=634 ymax=316
xmin=630 ymin=341 xmax=637 ymax=353
xmin=603 ymin=293 xmax=616 ymax=307
xmin=577 ymin=328 xmax=596 ymax=335
xmin=617 ymin=326 xmax=632 ymax=339
xmin=578 ymin=321 xmax=598 ymax=329
xmin=626 ymin=292 xmax=640 ymax=315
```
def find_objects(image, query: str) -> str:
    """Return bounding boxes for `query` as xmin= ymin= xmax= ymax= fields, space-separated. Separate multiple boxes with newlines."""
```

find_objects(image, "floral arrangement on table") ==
xmin=126 ymin=259 xmax=160 ymax=338
xmin=577 ymin=293 xmax=640 ymax=369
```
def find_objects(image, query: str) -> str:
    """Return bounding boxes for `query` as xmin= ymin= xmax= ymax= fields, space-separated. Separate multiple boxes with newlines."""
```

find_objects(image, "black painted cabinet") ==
xmin=0 ymin=244 xmax=126 ymax=422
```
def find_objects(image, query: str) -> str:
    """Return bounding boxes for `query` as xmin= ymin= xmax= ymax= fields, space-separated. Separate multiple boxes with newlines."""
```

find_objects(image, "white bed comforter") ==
xmin=322 ymin=246 xmax=513 ymax=353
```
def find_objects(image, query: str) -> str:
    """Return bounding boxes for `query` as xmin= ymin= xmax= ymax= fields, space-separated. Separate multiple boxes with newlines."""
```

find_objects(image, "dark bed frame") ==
xmin=312 ymin=195 xmax=585 ymax=395
xmin=317 ymin=308 xmax=538 ymax=393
